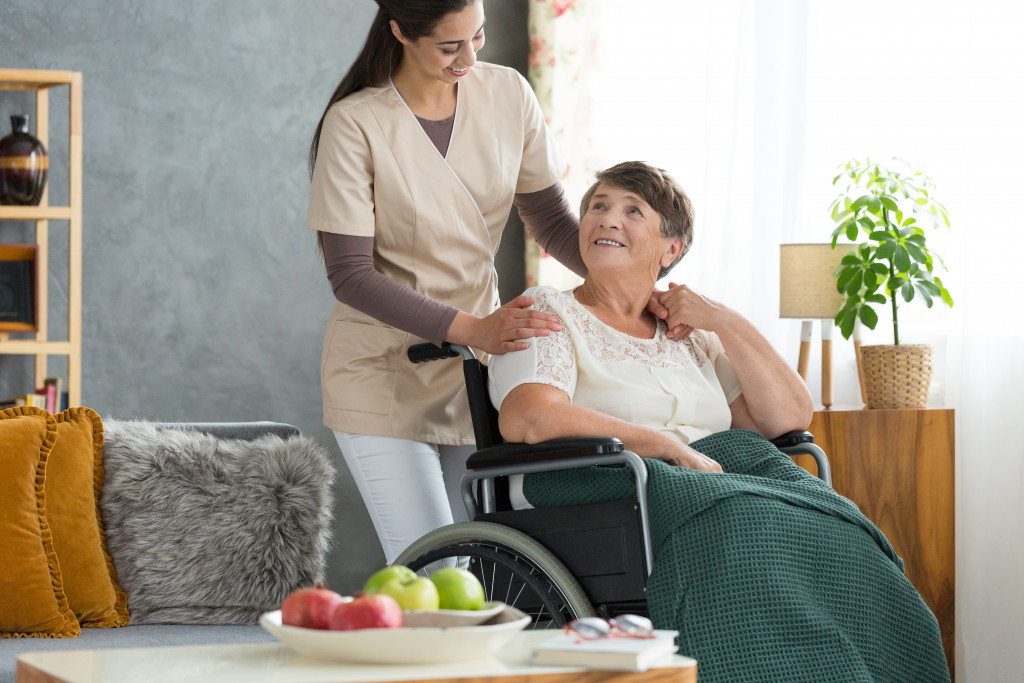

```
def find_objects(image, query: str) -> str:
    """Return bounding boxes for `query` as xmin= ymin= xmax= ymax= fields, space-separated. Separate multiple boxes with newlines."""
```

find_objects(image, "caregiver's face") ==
xmin=396 ymin=2 xmax=486 ymax=88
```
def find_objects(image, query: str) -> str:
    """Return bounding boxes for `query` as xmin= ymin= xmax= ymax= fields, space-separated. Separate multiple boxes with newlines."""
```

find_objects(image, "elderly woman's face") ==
xmin=579 ymin=183 xmax=682 ymax=280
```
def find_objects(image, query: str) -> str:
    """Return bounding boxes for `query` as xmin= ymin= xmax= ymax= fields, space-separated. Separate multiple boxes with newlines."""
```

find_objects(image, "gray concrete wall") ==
xmin=0 ymin=0 xmax=528 ymax=593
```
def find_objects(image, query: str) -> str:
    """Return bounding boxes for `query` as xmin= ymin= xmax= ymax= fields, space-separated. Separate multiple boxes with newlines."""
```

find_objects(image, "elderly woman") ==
xmin=489 ymin=161 xmax=812 ymax=469
xmin=488 ymin=162 xmax=950 ymax=683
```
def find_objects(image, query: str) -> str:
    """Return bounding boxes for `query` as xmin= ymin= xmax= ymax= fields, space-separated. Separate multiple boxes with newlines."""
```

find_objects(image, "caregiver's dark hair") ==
xmin=308 ymin=0 xmax=477 ymax=177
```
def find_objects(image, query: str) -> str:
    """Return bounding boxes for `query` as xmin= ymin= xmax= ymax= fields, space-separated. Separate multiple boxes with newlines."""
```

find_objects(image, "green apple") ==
xmin=429 ymin=567 xmax=486 ymax=610
xmin=363 ymin=565 xmax=416 ymax=595
xmin=378 ymin=575 xmax=440 ymax=611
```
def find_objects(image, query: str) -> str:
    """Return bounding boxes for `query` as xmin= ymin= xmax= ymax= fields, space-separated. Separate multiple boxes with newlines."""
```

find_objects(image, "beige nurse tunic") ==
xmin=307 ymin=62 xmax=566 ymax=445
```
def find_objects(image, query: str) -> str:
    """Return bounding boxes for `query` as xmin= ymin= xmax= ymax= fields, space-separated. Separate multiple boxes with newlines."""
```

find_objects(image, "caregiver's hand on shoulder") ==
xmin=660 ymin=441 xmax=723 ymax=473
xmin=658 ymin=283 xmax=734 ymax=339
xmin=448 ymin=296 xmax=562 ymax=355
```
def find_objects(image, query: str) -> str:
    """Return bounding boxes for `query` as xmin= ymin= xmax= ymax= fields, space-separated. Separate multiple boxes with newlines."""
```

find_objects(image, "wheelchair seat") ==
xmin=395 ymin=341 xmax=832 ymax=626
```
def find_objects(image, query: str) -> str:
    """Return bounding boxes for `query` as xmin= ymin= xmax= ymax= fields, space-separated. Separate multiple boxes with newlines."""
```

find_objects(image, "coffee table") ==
xmin=16 ymin=631 xmax=697 ymax=683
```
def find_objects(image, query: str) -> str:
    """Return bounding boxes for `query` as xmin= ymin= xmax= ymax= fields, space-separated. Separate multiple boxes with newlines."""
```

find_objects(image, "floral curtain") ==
xmin=525 ymin=0 xmax=595 ymax=290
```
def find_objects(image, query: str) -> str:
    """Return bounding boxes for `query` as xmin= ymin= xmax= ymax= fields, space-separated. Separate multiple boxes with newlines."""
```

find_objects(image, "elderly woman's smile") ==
xmin=579 ymin=183 xmax=684 ymax=283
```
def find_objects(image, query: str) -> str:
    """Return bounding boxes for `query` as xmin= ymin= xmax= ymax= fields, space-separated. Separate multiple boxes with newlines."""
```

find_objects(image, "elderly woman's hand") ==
xmin=657 ymin=283 xmax=734 ymax=340
xmin=660 ymin=441 xmax=723 ymax=472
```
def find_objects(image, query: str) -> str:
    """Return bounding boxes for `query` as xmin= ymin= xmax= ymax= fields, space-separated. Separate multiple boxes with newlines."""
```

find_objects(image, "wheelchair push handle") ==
xmin=407 ymin=342 xmax=476 ymax=363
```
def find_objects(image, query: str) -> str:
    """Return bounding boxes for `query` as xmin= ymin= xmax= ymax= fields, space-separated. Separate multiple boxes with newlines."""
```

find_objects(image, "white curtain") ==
xmin=574 ymin=1 xmax=1024 ymax=680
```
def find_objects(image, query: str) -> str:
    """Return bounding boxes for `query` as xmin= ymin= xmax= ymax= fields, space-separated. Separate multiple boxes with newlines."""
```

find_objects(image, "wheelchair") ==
xmin=394 ymin=342 xmax=832 ymax=628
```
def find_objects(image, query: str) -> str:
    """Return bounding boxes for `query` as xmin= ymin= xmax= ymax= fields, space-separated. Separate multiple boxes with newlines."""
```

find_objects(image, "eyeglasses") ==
xmin=564 ymin=614 xmax=655 ymax=640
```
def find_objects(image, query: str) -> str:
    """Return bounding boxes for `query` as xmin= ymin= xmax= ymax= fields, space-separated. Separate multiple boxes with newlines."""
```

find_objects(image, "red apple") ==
xmin=281 ymin=584 xmax=348 ymax=629
xmin=328 ymin=593 xmax=403 ymax=631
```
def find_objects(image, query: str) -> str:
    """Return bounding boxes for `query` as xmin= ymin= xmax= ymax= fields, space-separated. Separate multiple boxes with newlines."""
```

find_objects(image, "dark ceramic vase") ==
xmin=0 ymin=115 xmax=49 ymax=206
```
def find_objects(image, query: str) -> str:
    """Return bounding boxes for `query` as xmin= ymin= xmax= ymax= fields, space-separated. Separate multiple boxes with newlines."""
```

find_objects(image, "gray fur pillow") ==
xmin=99 ymin=421 xmax=334 ymax=625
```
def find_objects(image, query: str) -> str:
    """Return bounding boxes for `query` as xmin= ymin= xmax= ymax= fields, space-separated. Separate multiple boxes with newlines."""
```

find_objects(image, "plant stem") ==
xmin=889 ymin=258 xmax=899 ymax=345
xmin=882 ymin=207 xmax=900 ymax=345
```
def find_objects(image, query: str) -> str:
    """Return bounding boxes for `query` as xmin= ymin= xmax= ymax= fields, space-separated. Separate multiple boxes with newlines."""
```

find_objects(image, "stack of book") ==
xmin=0 ymin=376 xmax=67 ymax=412
xmin=532 ymin=629 xmax=683 ymax=672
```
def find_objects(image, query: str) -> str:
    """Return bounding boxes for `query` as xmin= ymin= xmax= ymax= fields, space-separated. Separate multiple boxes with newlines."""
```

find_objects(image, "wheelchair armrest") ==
xmin=467 ymin=437 xmax=624 ymax=470
xmin=770 ymin=430 xmax=815 ymax=449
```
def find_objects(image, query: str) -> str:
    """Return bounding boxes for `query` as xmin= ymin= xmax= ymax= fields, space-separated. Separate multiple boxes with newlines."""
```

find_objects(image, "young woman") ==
xmin=306 ymin=0 xmax=587 ymax=563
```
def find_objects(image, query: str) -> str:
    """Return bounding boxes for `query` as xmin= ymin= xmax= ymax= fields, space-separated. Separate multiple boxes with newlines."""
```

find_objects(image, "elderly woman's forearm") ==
xmin=717 ymin=319 xmax=813 ymax=435
xmin=498 ymin=386 xmax=677 ymax=458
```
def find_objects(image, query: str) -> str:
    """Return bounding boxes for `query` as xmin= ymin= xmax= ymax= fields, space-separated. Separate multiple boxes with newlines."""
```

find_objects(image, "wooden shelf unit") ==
xmin=0 ymin=68 xmax=82 ymax=408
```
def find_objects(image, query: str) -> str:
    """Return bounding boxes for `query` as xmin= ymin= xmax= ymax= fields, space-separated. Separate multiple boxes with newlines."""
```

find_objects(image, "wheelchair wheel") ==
xmin=394 ymin=521 xmax=594 ymax=628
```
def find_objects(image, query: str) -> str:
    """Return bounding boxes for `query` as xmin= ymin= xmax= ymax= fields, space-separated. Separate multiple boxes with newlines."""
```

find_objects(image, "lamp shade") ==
xmin=779 ymin=243 xmax=856 ymax=319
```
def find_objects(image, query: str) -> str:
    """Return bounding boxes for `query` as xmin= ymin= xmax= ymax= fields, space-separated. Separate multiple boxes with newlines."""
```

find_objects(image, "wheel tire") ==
xmin=394 ymin=521 xmax=594 ymax=628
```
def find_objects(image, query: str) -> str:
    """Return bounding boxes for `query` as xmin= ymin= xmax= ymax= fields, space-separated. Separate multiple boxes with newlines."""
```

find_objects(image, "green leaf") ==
xmin=869 ymin=230 xmax=893 ymax=242
xmin=906 ymin=243 xmax=928 ymax=263
xmin=846 ymin=222 xmax=859 ymax=240
xmin=858 ymin=217 xmax=876 ymax=231
xmin=894 ymin=245 xmax=911 ymax=271
xmin=868 ymin=197 xmax=882 ymax=213
xmin=852 ymin=195 xmax=871 ymax=210
xmin=867 ymin=293 xmax=888 ymax=304
xmin=850 ymin=270 xmax=864 ymax=294
xmin=837 ymin=267 xmax=856 ymax=292
xmin=871 ymin=262 xmax=889 ymax=275
xmin=876 ymin=241 xmax=896 ymax=260
xmin=859 ymin=305 xmax=879 ymax=329
xmin=833 ymin=173 xmax=843 ymax=185
xmin=901 ymin=281 xmax=915 ymax=302
xmin=880 ymin=196 xmax=899 ymax=212
xmin=837 ymin=306 xmax=858 ymax=339
xmin=915 ymin=283 xmax=935 ymax=307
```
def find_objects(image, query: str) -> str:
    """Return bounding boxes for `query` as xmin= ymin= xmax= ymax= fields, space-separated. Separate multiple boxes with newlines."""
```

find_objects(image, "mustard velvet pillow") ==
xmin=45 ymin=407 xmax=130 ymax=627
xmin=0 ymin=406 xmax=79 ymax=638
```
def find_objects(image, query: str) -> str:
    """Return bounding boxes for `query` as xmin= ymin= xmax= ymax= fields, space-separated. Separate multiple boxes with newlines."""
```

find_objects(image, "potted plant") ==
xmin=827 ymin=157 xmax=953 ymax=408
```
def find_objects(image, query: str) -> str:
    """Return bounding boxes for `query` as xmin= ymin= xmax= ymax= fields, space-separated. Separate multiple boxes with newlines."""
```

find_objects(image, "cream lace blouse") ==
xmin=488 ymin=286 xmax=743 ymax=446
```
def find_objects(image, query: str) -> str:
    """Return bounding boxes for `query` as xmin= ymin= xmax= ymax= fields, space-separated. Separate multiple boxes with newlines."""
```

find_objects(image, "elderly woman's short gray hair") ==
xmin=579 ymin=161 xmax=694 ymax=279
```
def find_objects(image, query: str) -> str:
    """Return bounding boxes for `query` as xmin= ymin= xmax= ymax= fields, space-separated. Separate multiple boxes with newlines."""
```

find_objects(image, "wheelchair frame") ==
xmin=396 ymin=342 xmax=832 ymax=625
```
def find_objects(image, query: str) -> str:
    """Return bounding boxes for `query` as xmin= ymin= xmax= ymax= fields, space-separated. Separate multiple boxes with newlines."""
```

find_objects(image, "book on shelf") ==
xmin=0 ymin=377 xmax=66 ymax=413
xmin=43 ymin=376 xmax=62 ymax=413
xmin=0 ymin=393 xmax=44 ymax=410
xmin=532 ymin=629 xmax=682 ymax=672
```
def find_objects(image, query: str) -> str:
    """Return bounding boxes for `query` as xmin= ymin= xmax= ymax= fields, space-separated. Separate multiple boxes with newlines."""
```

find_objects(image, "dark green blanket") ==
xmin=523 ymin=429 xmax=949 ymax=682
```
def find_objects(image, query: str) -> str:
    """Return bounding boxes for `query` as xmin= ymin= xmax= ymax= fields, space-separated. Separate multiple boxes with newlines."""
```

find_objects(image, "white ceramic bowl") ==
xmin=259 ymin=603 xmax=530 ymax=665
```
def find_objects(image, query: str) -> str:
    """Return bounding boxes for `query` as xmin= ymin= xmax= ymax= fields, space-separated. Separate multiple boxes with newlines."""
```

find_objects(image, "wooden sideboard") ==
xmin=799 ymin=408 xmax=955 ymax=676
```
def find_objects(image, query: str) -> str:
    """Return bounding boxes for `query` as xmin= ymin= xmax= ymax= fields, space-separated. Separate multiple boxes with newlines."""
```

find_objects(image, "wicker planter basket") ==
xmin=859 ymin=344 xmax=933 ymax=409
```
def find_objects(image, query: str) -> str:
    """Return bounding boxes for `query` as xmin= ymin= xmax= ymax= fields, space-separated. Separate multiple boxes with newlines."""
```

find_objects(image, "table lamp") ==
xmin=779 ymin=243 xmax=856 ymax=408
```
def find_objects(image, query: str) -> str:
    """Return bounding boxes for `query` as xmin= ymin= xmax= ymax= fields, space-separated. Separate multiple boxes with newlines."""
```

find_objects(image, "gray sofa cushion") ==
xmin=99 ymin=420 xmax=334 ymax=625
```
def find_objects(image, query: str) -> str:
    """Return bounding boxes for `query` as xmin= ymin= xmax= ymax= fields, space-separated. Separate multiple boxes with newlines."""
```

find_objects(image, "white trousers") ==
xmin=334 ymin=432 xmax=474 ymax=565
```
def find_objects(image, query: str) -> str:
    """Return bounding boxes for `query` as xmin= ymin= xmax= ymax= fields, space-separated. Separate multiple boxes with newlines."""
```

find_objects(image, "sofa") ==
xmin=0 ymin=416 xmax=335 ymax=683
